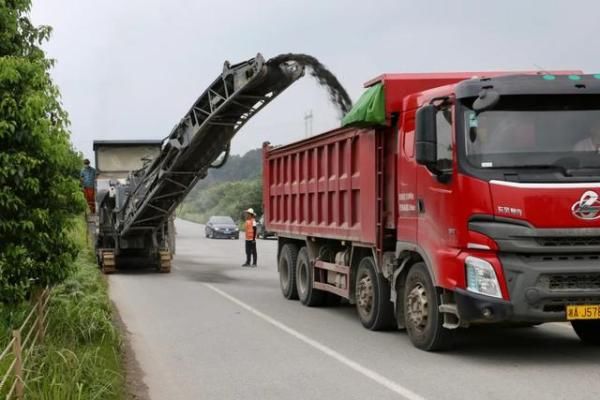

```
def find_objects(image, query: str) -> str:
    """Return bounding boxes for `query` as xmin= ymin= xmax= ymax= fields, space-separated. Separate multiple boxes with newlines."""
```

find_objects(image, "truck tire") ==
xmin=355 ymin=257 xmax=395 ymax=330
xmin=404 ymin=262 xmax=454 ymax=351
xmin=571 ymin=320 xmax=600 ymax=345
xmin=296 ymin=247 xmax=326 ymax=306
xmin=279 ymin=244 xmax=299 ymax=300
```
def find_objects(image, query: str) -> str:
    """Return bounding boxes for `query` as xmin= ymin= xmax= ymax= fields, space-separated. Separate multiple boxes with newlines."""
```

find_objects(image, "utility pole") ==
xmin=304 ymin=110 xmax=313 ymax=137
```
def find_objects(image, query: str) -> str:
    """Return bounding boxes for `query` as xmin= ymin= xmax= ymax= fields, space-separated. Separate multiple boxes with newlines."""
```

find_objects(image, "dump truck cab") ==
xmin=400 ymin=73 xmax=600 ymax=332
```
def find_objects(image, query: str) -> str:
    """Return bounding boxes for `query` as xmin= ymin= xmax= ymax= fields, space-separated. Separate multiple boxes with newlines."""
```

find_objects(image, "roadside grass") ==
xmin=0 ymin=217 xmax=125 ymax=399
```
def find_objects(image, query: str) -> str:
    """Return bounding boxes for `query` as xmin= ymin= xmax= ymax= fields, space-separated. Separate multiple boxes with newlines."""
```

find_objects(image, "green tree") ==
xmin=182 ymin=178 xmax=263 ymax=224
xmin=189 ymin=148 xmax=263 ymax=192
xmin=0 ymin=0 xmax=85 ymax=304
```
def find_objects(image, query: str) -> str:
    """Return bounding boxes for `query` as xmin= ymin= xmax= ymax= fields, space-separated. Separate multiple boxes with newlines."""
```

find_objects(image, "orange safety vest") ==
xmin=245 ymin=218 xmax=256 ymax=240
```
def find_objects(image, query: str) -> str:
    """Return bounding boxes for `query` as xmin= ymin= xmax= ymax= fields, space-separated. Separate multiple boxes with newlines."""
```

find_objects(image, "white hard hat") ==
xmin=245 ymin=208 xmax=255 ymax=215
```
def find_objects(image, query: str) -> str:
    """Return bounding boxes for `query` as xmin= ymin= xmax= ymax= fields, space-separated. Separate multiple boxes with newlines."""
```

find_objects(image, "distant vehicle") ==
xmin=205 ymin=216 xmax=239 ymax=239
xmin=257 ymin=215 xmax=276 ymax=239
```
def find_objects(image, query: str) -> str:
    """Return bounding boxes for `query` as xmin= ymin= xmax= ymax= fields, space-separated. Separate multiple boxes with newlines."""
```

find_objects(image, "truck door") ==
xmin=415 ymin=106 xmax=460 ymax=285
xmin=397 ymin=114 xmax=418 ymax=245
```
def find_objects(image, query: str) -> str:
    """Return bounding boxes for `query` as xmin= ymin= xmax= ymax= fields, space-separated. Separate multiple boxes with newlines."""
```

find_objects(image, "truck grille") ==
xmin=537 ymin=273 xmax=600 ymax=290
xmin=543 ymin=298 xmax=600 ymax=312
xmin=536 ymin=236 xmax=600 ymax=247
xmin=521 ymin=254 xmax=600 ymax=262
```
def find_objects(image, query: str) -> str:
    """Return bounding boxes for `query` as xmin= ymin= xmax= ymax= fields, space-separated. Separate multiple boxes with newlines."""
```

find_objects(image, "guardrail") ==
xmin=0 ymin=288 xmax=50 ymax=399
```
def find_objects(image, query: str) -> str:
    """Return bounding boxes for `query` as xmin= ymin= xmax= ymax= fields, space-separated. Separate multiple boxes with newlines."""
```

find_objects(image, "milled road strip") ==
xmin=204 ymin=283 xmax=427 ymax=400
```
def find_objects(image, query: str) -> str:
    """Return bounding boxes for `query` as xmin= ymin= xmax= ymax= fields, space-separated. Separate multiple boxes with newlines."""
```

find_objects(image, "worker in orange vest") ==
xmin=242 ymin=208 xmax=257 ymax=267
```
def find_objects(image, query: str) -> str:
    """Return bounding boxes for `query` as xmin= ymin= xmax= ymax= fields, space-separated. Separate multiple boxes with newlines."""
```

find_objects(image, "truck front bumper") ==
xmin=464 ymin=220 xmax=600 ymax=325
xmin=454 ymin=289 xmax=513 ymax=324
xmin=455 ymin=252 xmax=600 ymax=325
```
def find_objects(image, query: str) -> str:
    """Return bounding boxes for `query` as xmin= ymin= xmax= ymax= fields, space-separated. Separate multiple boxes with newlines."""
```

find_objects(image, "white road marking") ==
xmin=204 ymin=283 xmax=427 ymax=400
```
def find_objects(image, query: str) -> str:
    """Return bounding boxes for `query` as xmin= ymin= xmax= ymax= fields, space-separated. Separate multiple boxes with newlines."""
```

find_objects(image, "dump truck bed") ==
xmin=263 ymin=126 xmax=391 ymax=245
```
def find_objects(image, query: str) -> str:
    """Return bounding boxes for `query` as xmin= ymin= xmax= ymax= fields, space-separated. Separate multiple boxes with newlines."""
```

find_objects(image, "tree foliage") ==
xmin=0 ymin=0 xmax=85 ymax=304
xmin=182 ymin=148 xmax=264 ymax=223
xmin=190 ymin=148 xmax=263 ymax=192
xmin=181 ymin=178 xmax=263 ymax=224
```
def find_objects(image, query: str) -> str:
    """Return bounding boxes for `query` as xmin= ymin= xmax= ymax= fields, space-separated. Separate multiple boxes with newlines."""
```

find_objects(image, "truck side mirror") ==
xmin=415 ymin=105 xmax=437 ymax=167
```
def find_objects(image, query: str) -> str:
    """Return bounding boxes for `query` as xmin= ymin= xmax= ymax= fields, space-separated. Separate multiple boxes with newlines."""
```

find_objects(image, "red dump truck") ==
xmin=263 ymin=71 xmax=600 ymax=350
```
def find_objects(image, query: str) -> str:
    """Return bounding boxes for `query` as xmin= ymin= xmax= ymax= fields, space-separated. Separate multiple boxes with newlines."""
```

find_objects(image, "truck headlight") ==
xmin=465 ymin=256 xmax=502 ymax=298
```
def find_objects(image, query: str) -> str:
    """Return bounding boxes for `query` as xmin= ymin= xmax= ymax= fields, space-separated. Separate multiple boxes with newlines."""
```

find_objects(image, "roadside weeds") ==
xmin=0 ymin=217 xmax=144 ymax=399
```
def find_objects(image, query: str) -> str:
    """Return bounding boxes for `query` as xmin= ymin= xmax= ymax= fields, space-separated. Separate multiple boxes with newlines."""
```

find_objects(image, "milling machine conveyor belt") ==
xmin=118 ymin=54 xmax=305 ymax=236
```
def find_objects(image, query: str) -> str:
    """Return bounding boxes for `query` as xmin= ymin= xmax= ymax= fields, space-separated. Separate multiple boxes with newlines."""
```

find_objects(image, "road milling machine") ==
xmin=94 ymin=54 xmax=306 ymax=273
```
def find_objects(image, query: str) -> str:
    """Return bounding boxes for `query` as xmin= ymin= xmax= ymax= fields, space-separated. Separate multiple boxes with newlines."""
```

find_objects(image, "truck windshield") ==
xmin=462 ymin=96 xmax=600 ymax=172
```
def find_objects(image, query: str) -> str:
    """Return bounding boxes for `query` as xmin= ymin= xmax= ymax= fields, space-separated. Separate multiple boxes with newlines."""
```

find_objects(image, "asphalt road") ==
xmin=109 ymin=219 xmax=600 ymax=400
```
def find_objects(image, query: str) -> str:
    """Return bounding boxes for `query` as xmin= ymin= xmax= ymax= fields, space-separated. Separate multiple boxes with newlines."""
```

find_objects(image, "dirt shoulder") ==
xmin=112 ymin=301 xmax=151 ymax=400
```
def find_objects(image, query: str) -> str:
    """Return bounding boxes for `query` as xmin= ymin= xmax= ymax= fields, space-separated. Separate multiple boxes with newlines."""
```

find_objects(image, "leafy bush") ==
xmin=0 ymin=0 xmax=85 ymax=303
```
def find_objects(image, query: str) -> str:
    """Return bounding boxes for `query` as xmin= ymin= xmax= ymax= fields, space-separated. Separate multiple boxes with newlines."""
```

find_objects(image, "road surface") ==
xmin=109 ymin=219 xmax=600 ymax=400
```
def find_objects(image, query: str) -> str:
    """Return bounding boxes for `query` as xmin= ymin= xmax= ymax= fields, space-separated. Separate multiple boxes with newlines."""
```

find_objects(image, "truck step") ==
xmin=439 ymin=303 xmax=461 ymax=330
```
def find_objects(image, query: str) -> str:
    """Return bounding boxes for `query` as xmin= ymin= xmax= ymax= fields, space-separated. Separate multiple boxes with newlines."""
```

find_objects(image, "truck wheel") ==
xmin=355 ymin=257 xmax=395 ymax=330
xmin=404 ymin=262 xmax=454 ymax=351
xmin=279 ymin=244 xmax=299 ymax=300
xmin=296 ymin=247 xmax=325 ymax=306
xmin=571 ymin=320 xmax=600 ymax=345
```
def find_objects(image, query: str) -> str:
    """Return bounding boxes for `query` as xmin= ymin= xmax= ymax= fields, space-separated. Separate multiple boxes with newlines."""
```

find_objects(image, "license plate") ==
xmin=566 ymin=305 xmax=600 ymax=320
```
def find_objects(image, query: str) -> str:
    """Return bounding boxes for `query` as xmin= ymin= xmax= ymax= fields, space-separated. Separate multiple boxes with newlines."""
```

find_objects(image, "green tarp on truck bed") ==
xmin=341 ymin=83 xmax=385 ymax=126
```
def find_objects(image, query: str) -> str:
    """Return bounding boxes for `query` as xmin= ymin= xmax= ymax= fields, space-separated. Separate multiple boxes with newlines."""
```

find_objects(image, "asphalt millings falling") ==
xmin=268 ymin=53 xmax=353 ymax=116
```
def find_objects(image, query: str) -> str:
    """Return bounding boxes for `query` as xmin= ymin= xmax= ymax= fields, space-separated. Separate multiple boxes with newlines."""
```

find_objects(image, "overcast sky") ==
xmin=31 ymin=0 xmax=600 ymax=161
